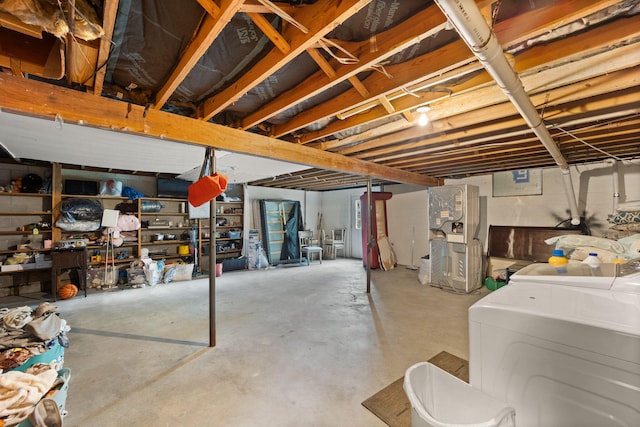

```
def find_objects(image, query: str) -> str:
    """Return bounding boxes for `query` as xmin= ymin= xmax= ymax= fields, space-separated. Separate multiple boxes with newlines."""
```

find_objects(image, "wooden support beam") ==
xmin=272 ymin=0 xmax=634 ymax=141
xmin=0 ymin=11 xmax=42 ymax=38
xmin=348 ymin=76 xmax=369 ymax=98
xmin=0 ymin=73 xmax=439 ymax=187
xmin=246 ymin=12 xmax=290 ymax=54
xmin=197 ymin=0 xmax=221 ymax=18
xmin=378 ymin=96 xmax=395 ymax=114
xmin=153 ymin=0 xmax=245 ymax=110
xmin=306 ymin=48 xmax=336 ymax=78
xmin=240 ymin=3 xmax=447 ymax=130
xmin=94 ymin=0 xmax=119 ymax=95
xmin=201 ymin=0 xmax=371 ymax=121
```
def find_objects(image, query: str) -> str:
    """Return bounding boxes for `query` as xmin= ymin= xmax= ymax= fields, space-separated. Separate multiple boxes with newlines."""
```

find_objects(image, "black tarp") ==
xmin=280 ymin=201 xmax=303 ymax=261
xmin=259 ymin=200 xmax=303 ymax=265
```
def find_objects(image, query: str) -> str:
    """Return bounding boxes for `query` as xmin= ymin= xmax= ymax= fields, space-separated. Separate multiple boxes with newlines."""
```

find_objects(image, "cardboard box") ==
xmin=487 ymin=257 xmax=533 ymax=279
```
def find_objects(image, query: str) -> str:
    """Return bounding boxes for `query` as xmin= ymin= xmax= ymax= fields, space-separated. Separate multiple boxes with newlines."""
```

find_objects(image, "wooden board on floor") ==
xmin=361 ymin=351 xmax=469 ymax=427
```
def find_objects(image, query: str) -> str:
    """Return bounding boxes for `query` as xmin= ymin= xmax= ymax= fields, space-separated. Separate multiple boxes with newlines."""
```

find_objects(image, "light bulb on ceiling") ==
xmin=416 ymin=106 xmax=430 ymax=126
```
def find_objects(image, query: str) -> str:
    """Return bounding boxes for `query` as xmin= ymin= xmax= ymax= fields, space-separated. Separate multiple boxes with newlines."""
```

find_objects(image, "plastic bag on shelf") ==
xmin=99 ymin=179 xmax=123 ymax=196
xmin=60 ymin=198 xmax=103 ymax=222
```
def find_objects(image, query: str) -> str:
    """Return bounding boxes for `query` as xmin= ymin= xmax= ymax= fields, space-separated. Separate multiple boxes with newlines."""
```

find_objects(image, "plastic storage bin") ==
xmin=127 ymin=268 xmax=145 ymax=286
xmin=403 ymin=362 xmax=515 ymax=427
xmin=172 ymin=263 xmax=194 ymax=281
xmin=13 ymin=342 xmax=64 ymax=373
xmin=16 ymin=368 xmax=71 ymax=427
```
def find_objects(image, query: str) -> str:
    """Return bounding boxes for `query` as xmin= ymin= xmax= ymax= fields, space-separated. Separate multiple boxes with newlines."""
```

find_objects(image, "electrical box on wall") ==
xmin=428 ymin=184 xmax=479 ymax=243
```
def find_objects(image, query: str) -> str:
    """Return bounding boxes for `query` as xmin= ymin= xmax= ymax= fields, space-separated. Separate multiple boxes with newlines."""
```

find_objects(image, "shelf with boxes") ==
xmin=1 ymin=163 xmax=208 ymax=294
xmin=57 ymin=194 xmax=140 ymax=269
xmin=0 ymin=192 xmax=54 ymax=274
xmin=213 ymin=201 xmax=244 ymax=261
xmin=138 ymin=197 xmax=195 ymax=262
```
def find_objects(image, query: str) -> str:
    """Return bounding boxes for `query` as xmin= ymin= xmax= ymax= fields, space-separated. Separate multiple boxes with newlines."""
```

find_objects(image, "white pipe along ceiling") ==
xmin=434 ymin=0 xmax=582 ymax=225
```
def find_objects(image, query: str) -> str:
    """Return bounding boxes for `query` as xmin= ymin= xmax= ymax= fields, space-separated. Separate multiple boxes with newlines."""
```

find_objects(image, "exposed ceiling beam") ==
xmin=271 ymin=0 xmax=632 ymax=142
xmin=0 ymin=10 xmax=42 ymax=38
xmin=153 ymin=0 xmax=245 ymax=110
xmin=93 ymin=0 xmax=119 ymax=95
xmin=200 ymin=0 xmax=372 ymax=121
xmin=239 ymin=3 xmax=448 ymax=130
xmin=378 ymin=89 xmax=640 ymax=166
xmin=0 ymin=73 xmax=439 ymax=187
xmin=352 ymin=68 xmax=640 ymax=161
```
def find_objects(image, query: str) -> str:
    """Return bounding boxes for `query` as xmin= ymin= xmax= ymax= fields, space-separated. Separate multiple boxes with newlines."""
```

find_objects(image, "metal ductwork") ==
xmin=434 ymin=0 xmax=581 ymax=225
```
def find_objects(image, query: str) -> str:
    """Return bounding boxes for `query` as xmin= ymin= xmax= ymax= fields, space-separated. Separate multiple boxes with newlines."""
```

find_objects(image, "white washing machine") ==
xmin=467 ymin=259 xmax=640 ymax=426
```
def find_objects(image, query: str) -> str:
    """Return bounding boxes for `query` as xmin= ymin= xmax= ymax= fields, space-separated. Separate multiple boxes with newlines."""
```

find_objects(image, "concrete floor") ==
xmin=49 ymin=259 xmax=489 ymax=426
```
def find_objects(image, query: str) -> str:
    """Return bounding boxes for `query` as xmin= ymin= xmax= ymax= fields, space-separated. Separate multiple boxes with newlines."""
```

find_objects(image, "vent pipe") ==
xmin=434 ymin=0 xmax=581 ymax=225
xmin=605 ymin=159 xmax=621 ymax=213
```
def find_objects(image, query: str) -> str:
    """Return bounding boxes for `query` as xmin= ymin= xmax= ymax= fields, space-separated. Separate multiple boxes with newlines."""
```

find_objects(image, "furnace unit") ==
xmin=428 ymin=184 xmax=482 ymax=293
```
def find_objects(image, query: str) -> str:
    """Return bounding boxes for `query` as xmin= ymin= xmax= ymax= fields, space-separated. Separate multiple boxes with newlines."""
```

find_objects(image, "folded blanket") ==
xmin=0 ymin=364 xmax=57 ymax=425
xmin=545 ymin=235 xmax=626 ymax=254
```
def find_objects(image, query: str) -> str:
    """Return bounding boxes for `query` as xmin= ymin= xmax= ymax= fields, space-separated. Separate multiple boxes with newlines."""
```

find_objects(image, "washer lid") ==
xmin=509 ymin=262 xmax=617 ymax=290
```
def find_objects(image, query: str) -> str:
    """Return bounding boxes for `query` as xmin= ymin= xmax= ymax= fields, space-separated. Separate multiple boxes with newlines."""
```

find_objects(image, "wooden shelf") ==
xmin=0 ymin=248 xmax=51 ymax=255
xmin=88 ymin=258 xmax=136 ymax=268
xmin=60 ymin=194 xmax=129 ymax=200
xmin=143 ymin=197 xmax=188 ymax=202
xmin=144 ymin=240 xmax=190 ymax=245
xmin=1 ymin=164 xmax=247 ymax=293
xmin=0 ymin=193 xmax=51 ymax=198
xmin=0 ymin=230 xmax=52 ymax=235
xmin=0 ymin=266 xmax=51 ymax=275
xmin=0 ymin=211 xmax=52 ymax=215
xmin=86 ymin=242 xmax=138 ymax=250
xmin=141 ymin=226 xmax=191 ymax=231
xmin=216 ymin=249 xmax=241 ymax=255
xmin=140 ymin=212 xmax=189 ymax=216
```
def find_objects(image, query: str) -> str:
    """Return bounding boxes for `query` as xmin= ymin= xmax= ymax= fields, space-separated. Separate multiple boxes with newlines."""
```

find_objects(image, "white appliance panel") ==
xmin=469 ymin=282 xmax=640 ymax=427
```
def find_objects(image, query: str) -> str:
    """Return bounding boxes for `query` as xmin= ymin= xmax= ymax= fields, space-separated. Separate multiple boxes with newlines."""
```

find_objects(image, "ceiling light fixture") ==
xmin=416 ymin=106 xmax=431 ymax=126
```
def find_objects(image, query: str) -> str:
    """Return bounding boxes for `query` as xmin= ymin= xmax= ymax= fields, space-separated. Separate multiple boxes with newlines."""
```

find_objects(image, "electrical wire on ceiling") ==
xmin=316 ymin=38 xmax=359 ymax=65
xmin=555 ymin=127 xmax=624 ymax=161
xmin=256 ymin=0 xmax=309 ymax=33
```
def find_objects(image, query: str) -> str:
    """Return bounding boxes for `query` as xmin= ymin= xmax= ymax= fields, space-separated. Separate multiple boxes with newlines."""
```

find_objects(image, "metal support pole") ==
xmin=366 ymin=177 xmax=372 ymax=293
xmin=209 ymin=149 xmax=217 ymax=348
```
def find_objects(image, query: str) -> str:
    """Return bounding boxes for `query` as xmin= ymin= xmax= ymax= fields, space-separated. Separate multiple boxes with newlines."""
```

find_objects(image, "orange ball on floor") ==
xmin=58 ymin=284 xmax=78 ymax=299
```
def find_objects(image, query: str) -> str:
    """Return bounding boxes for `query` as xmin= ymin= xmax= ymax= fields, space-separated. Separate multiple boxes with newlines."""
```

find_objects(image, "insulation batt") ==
xmin=0 ymin=0 xmax=104 ymax=40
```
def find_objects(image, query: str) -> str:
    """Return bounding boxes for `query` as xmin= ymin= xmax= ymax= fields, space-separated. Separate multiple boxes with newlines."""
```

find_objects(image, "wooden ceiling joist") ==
xmin=272 ymin=2 xmax=640 ymax=144
xmin=153 ymin=0 xmax=245 ymax=110
xmin=0 ymin=72 xmax=439 ymax=187
xmin=200 ymin=0 xmax=371 ymax=121
xmin=239 ymin=3 xmax=448 ymax=131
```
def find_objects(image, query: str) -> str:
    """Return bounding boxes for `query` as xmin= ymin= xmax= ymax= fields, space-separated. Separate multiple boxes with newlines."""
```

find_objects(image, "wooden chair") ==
xmin=323 ymin=228 xmax=346 ymax=259
xmin=298 ymin=230 xmax=323 ymax=264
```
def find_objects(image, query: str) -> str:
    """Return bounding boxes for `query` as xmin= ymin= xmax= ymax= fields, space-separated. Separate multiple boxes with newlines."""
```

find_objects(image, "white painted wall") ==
xmin=385 ymin=184 xmax=430 ymax=267
xmin=245 ymin=185 xmax=322 ymax=234
xmin=444 ymin=161 xmax=640 ymax=243
xmin=319 ymin=187 xmax=381 ymax=258
xmin=355 ymin=161 xmax=640 ymax=266
xmin=245 ymin=160 xmax=640 ymax=267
